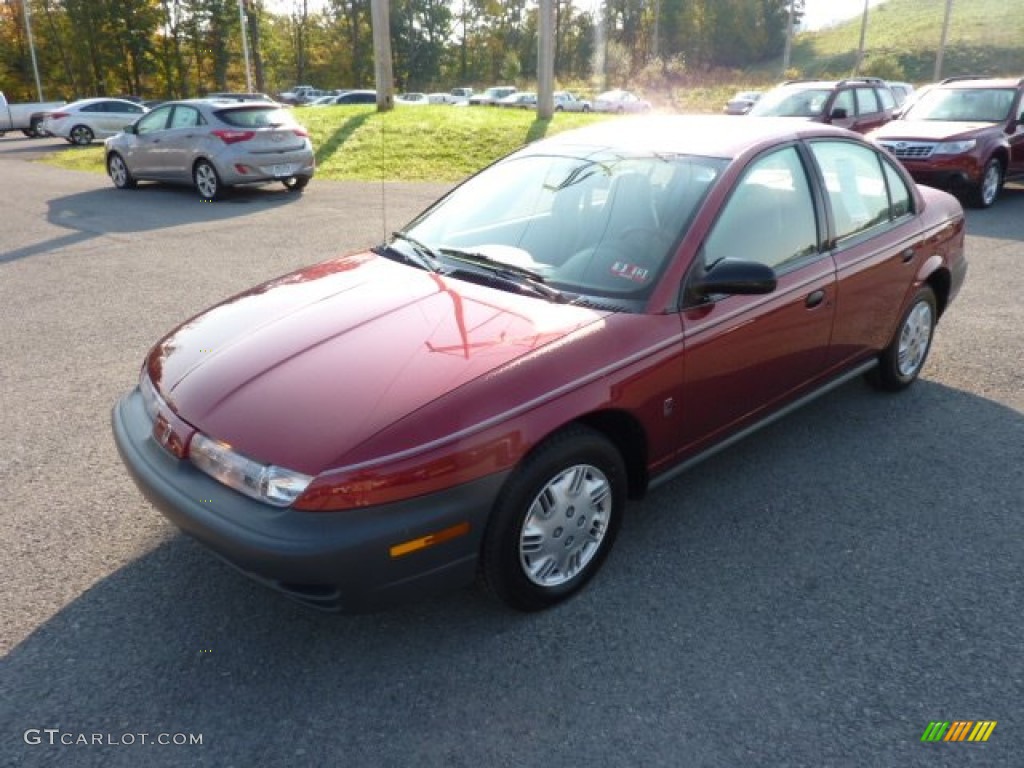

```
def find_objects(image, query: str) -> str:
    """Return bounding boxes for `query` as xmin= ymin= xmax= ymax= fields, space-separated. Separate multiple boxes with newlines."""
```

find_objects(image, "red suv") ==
xmin=870 ymin=76 xmax=1024 ymax=208
xmin=747 ymin=77 xmax=898 ymax=134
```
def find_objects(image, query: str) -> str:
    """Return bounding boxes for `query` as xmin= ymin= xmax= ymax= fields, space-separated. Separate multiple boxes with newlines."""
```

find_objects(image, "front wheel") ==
xmin=193 ymin=160 xmax=223 ymax=200
xmin=483 ymin=425 xmax=625 ymax=611
xmin=107 ymin=152 xmax=137 ymax=189
xmin=69 ymin=124 xmax=94 ymax=145
xmin=967 ymin=158 xmax=1003 ymax=208
xmin=867 ymin=285 xmax=936 ymax=391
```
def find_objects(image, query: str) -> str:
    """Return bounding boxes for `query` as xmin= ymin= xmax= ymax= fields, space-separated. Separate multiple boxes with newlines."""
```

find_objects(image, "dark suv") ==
xmin=747 ymin=77 xmax=898 ymax=134
xmin=869 ymin=76 xmax=1024 ymax=208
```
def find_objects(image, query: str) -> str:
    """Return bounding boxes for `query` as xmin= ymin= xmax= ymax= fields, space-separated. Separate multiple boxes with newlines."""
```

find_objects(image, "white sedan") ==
xmin=594 ymin=90 xmax=651 ymax=114
xmin=42 ymin=97 xmax=147 ymax=145
xmin=554 ymin=91 xmax=592 ymax=112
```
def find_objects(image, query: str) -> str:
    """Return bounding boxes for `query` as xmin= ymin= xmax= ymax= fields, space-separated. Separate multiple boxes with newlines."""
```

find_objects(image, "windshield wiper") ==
xmin=439 ymin=247 xmax=569 ymax=303
xmin=385 ymin=231 xmax=443 ymax=273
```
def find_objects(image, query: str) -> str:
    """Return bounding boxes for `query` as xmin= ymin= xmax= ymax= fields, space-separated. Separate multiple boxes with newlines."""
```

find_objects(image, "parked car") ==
xmin=41 ymin=97 xmax=147 ymax=145
xmin=332 ymin=90 xmax=377 ymax=105
xmin=469 ymin=86 xmax=517 ymax=106
xmin=279 ymin=85 xmax=324 ymax=105
xmin=104 ymin=99 xmax=314 ymax=199
xmin=309 ymin=94 xmax=343 ymax=107
xmin=886 ymin=81 xmax=915 ymax=107
xmin=748 ymin=77 xmax=897 ymax=134
xmin=112 ymin=115 xmax=966 ymax=613
xmin=554 ymin=91 xmax=591 ymax=112
xmin=870 ymin=76 xmax=1024 ymax=208
xmin=594 ymin=90 xmax=651 ymax=114
xmin=396 ymin=92 xmax=429 ymax=106
xmin=723 ymin=90 xmax=763 ymax=115
xmin=0 ymin=91 xmax=66 ymax=138
xmin=499 ymin=92 xmax=537 ymax=109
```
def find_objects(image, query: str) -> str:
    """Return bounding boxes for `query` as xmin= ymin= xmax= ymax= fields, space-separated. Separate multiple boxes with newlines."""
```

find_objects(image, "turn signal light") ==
xmin=390 ymin=522 xmax=471 ymax=558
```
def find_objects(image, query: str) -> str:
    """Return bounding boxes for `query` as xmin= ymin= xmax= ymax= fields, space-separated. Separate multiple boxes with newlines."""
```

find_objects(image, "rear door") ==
xmin=806 ymin=138 xmax=926 ymax=368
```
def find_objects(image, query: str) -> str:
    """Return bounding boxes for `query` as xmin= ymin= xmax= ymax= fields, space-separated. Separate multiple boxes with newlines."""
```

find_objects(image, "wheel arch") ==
xmin=924 ymin=266 xmax=952 ymax=319
xmin=573 ymin=409 xmax=649 ymax=500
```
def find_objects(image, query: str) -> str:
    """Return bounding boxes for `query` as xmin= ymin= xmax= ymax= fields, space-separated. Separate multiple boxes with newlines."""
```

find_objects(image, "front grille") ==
xmin=879 ymin=141 xmax=935 ymax=159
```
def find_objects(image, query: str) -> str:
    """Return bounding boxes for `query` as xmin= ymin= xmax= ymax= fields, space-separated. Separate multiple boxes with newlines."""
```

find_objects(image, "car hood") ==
xmin=147 ymin=252 xmax=608 ymax=474
xmin=870 ymin=120 xmax=998 ymax=141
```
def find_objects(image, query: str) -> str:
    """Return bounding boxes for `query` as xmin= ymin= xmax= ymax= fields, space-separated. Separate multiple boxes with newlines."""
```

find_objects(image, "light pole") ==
xmin=934 ymin=0 xmax=954 ymax=81
xmin=23 ymin=0 xmax=45 ymax=101
xmin=238 ymin=0 xmax=254 ymax=92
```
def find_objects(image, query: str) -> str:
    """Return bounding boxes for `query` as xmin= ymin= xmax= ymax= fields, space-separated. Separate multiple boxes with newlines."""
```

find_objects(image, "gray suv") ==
xmin=748 ymin=77 xmax=898 ymax=134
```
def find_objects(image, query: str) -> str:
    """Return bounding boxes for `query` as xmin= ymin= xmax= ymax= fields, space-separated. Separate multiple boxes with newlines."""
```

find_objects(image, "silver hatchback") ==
xmin=104 ymin=99 xmax=315 ymax=199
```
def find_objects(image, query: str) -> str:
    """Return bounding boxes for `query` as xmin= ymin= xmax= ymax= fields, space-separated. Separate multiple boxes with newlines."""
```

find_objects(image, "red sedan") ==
xmin=112 ymin=116 xmax=967 ymax=612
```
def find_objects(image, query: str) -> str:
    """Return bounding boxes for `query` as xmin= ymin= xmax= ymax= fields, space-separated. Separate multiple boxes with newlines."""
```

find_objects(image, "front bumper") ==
xmin=897 ymin=156 xmax=984 ymax=192
xmin=112 ymin=388 xmax=507 ymax=612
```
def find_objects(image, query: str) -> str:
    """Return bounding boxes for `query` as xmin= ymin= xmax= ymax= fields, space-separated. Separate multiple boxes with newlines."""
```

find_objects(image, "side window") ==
xmin=810 ymin=140 xmax=895 ymax=240
xmin=855 ymin=87 xmax=880 ymax=114
xmin=832 ymin=89 xmax=855 ymax=116
xmin=702 ymin=146 xmax=818 ymax=272
xmin=136 ymin=107 xmax=170 ymax=135
xmin=881 ymin=157 xmax=913 ymax=219
xmin=169 ymin=106 xmax=200 ymax=129
xmin=82 ymin=102 xmax=103 ymax=113
xmin=877 ymin=87 xmax=896 ymax=111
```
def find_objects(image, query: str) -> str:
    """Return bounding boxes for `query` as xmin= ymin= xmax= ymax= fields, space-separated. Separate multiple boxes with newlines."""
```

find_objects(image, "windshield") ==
xmin=402 ymin=149 xmax=725 ymax=302
xmin=749 ymin=86 xmax=832 ymax=117
xmin=901 ymin=87 xmax=1015 ymax=122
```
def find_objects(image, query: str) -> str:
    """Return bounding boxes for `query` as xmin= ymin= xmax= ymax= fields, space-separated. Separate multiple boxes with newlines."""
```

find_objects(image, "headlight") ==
xmin=933 ymin=139 xmax=976 ymax=155
xmin=189 ymin=433 xmax=313 ymax=508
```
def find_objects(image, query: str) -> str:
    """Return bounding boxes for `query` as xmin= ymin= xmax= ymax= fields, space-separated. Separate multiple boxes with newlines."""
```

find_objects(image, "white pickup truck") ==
xmin=0 ymin=91 xmax=66 ymax=138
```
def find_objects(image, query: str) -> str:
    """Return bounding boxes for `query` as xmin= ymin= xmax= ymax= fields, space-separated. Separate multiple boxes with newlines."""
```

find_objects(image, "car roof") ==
xmin=535 ymin=115 xmax=857 ymax=159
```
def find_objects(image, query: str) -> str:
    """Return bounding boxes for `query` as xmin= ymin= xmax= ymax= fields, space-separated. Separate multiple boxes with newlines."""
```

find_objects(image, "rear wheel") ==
xmin=967 ymin=158 xmax=1003 ymax=208
xmin=69 ymin=124 xmax=94 ymax=145
xmin=193 ymin=160 xmax=223 ymax=200
xmin=867 ymin=285 xmax=936 ymax=391
xmin=282 ymin=175 xmax=310 ymax=192
xmin=107 ymin=153 xmax=137 ymax=189
xmin=483 ymin=425 xmax=625 ymax=611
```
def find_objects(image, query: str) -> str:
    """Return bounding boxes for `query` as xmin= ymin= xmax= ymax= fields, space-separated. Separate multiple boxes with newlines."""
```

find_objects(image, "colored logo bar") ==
xmin=921 ymin=721 xmax=997 ymax=742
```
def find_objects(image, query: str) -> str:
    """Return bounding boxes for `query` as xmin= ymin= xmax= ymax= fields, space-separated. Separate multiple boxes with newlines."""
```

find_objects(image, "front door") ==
xmin=679 ymin=144 xmax=836 ymax=455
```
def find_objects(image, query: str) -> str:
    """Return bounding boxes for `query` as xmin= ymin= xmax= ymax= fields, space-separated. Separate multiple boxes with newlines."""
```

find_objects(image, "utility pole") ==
xmin=370 ymin=0 xmax=394 ymax=112
xmin=238 ymin=0 xmax=253 ymax=93
xmin=854 ymin=0 xmax=869 ymax=76
xmin=537 ymin=0 xmax=554 ymax=119
xmin=934 ymin=0 xmax=954 ymax=81
xmin=23 ymin=0 xmax=45 ymax=101
xmin=782 ymin=0 xmax=796 ymax=76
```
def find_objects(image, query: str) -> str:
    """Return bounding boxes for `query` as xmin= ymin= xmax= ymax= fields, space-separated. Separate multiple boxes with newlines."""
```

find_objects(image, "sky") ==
xmin=800 ymin=0 xmax=892 ymax=30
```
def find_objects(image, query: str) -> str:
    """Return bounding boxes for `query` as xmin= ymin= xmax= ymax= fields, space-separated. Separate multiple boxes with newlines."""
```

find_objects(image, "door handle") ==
xmin=805 ymin=289 xmax=826 ymax=308
xmin=901 ymin=247 xmax=916 ymax=263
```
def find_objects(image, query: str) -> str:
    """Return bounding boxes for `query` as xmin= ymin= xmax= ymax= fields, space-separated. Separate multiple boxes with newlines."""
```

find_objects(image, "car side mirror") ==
xmin=829 ymin=107 xmax=848 ymax=120
xmin=124 ymin=123 xmax=137 ymax=134
xmin=690 ymin=259 xmax=777 ymax=298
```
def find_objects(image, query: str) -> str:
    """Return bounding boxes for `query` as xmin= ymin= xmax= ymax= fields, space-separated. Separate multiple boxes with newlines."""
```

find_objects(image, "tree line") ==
xmin=0 ymin=0 xmax=803 ymax=102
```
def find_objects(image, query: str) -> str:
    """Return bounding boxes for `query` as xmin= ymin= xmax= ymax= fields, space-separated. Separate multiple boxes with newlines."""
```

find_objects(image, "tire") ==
xmin=107 ymin=152 xmax=137 ymax=189
xmin=193 ymin=159 xmax=223 ymax=200
xmin=22 ymin=128 xmax=36 ymax=138
xmin=282 ymin=175 xmax=310 ymax=192
xmin=867 ymin=285 xmax=937 ymax=392
xmin=967 ymin=158 xmax=1003 ymax=208
xmin=483 ymin=425 xmax=625 ymax=611
xmin=69 ymin=124 xmax=94 ymax=145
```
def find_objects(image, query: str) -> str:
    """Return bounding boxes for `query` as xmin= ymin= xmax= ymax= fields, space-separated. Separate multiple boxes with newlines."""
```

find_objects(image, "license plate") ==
xmin=271 ymin=164 xmax=293 ymax=177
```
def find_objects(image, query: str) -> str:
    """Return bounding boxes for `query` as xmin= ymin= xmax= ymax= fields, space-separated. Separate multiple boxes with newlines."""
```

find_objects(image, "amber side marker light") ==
xmin=390 ymin=522 xmax=471 ymax=558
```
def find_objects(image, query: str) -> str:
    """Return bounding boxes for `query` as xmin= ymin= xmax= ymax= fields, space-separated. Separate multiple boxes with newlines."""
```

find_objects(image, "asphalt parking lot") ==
xmin=2 ymin=134 xmax=1022 ymax=767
